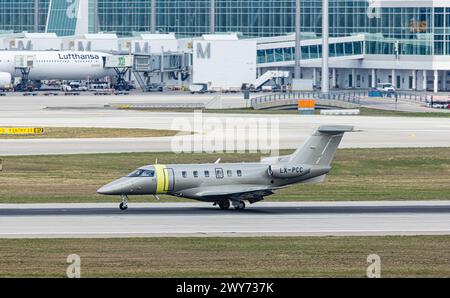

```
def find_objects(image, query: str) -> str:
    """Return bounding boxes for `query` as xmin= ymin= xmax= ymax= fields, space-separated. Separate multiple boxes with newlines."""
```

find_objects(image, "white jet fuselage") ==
xmin=0 ymin=50 xmax=113 ymax=80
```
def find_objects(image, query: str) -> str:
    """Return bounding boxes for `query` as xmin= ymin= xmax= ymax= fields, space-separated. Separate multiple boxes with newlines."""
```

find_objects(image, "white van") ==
xmin=377 ymin=83 xmax=396 ymax=93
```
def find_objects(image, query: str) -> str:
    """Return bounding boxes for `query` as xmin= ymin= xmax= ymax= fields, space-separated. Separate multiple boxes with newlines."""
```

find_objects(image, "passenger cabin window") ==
xmin=237 ymin=170 xmax=242 ymax=177
xmin=182 ymin=171 xmax=187 ymax=178
xmin=215 ymin=168 xmax=224 ymax=179
xmin=193 ymin=171 xmax=199 ymax=178
xmin=227 ymin=170 xmax=233 ymax=177
xmin=127 ymin=169 xmax=155 ymax=177
xmin=204 ymin=170 xmax=210 ymax=178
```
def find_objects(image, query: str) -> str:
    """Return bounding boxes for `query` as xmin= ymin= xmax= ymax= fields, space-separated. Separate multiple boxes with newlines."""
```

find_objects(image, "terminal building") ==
xmin=1 ymin=0 xmax=450 ymax=92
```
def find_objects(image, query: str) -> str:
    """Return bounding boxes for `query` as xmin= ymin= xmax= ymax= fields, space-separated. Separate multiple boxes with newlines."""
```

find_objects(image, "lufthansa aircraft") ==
xmin=0 ymin=50 xmax=113 ymax=82
xmin=98 ymin=126 xmax=353 ymax=210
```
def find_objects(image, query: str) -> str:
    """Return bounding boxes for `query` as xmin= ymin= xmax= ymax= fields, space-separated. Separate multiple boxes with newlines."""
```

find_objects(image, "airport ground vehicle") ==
xmin=14 ymin=80 xmax=41 ymax=92
xmin=189 ymin=84 xmax=208 ymax=94
xmin=145 ymin=83 xmax=163 ymax=92
xmin=62 ymin=81 xmax=88 ymax=92
xmin=377 ymin=83 xmax=396 ymax=93
xmin=88 ymin=82 xmax=110 ymax=91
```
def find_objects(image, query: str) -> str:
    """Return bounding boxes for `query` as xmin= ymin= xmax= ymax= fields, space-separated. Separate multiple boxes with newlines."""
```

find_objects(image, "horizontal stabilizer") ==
xmin=317 ymin=125 xmax=354 ymax=135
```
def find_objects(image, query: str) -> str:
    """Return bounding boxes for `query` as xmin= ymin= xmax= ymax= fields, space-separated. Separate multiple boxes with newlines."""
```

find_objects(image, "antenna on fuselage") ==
xmin=214 ymin=158 xmax=221 ymax=164
xmin=155 ymin=158 xmax=158 ymax=164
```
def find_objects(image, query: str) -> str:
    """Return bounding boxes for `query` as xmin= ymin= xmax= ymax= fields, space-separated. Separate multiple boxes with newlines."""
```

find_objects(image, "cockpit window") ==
xmin=127 ymin=169 xmax=155 ymax=177
xmin=141 ymin=170 xmax=155 ymax=177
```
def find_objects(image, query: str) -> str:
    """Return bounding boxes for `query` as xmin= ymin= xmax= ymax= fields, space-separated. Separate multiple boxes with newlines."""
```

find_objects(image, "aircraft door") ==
xmin=215 ymin=168 xmax=224 ymax=179
xmin=163 ymin=168 xmax=175 ymax=192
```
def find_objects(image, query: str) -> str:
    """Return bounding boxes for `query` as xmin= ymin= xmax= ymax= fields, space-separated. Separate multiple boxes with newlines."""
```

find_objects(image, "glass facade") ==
xmin=215 ymin=0 xmax=296 ymax=37
xmin=362 ymin=7 xmax=433 ymax=56
xmin=98 ymin=0 xmax=151 ymax=36
xmin=257 ymin=41 xmax=364 ymax=64
xmin=433 ymin=8 xmax=450 ymax=56
xmin=0 ymin=0 xmax=449 ymax=57
xmin=0 ymin=0 xmax=49 ymax=33
xmin=47 ymin=0 xmax=80 ymax=36
xmin=156 ymin=0 xmax=210 ymax=37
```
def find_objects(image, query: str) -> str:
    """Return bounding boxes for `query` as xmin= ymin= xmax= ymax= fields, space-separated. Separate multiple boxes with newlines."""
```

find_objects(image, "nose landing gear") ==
xmin=119 ymin=195 xmax=129 ymax=211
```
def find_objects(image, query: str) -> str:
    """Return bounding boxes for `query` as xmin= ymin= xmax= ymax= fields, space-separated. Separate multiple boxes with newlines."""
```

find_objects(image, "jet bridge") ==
xmin=133 ymin=52 xmax=191 ymax=92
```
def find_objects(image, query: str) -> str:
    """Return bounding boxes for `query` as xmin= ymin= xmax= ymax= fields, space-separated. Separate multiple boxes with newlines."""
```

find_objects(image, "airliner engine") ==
xmin=0 ymin=72 xmax=12 ymax=90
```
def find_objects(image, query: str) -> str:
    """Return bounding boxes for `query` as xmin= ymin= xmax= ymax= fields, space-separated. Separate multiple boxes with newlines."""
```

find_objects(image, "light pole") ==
xmin=294 ymin=0 xmax=301 ymax=79
xmin=321 ymin=0 xmax=330 ymax=94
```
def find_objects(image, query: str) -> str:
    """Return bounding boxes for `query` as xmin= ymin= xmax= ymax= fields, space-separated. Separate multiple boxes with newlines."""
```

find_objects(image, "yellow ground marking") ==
xmin=0 ymin=127 xmax=44 ymax=135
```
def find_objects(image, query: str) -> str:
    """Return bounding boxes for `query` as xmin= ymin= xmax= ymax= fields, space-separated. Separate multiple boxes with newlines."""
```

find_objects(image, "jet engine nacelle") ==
xmin=268 ymin=164 xmax=311 ymax=178
xmin=0 ymin=72 xmax=12 ymax=90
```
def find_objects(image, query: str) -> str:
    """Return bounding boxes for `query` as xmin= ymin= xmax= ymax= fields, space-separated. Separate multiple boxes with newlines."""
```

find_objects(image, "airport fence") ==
xmin=395 ymin=91 xmax=434 ymax=103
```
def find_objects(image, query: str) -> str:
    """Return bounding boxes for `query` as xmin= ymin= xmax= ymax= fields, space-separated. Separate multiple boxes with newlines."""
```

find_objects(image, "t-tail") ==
xmin=289 ymin=125 xmax=354 ymax=166
xmin=286 ymin=125 xmax=353 ymax=183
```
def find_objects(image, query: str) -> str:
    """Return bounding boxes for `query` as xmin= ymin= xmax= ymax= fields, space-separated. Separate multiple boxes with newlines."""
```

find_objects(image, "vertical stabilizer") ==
xmin=289 ymin=126 xmax=353 ymax=166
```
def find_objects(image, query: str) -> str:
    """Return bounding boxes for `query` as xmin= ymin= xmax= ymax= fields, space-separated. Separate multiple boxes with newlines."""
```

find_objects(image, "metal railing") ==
xmin=250 ymin=90 xmax=363 ymax=107
xmin=395 ymin=91 xmax=434 ymax=103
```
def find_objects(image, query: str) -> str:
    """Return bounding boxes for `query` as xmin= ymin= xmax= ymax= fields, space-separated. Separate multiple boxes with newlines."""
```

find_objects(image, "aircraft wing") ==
xmin=185 ymin=184 xmax=286 ymax=201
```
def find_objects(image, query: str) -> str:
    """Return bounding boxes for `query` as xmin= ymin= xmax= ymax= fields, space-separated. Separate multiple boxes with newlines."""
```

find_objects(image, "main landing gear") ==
xmin=119 ymin=195 xmax=129 ymax=211
xmin=233 ymin=201 xmax=246 ymax=210
xmin=217 ymin=200 xmax=231 ymax=210
xmin=215 ymin=200 xmax=246 ymax=210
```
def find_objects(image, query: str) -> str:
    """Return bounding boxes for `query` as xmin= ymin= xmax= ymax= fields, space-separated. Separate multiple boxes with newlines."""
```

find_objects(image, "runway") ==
xmin=1 ymin=94 xmax=450 ymax=155
xmin=1 ymin=201 xmax=449 ymax=238
xmin=2 ymin=109 xmax=450 ymax=155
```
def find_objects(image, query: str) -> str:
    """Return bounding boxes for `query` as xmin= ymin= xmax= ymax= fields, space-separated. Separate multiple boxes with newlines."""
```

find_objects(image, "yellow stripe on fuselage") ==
xmin=154 ymin=164 xmax=167 ymax=194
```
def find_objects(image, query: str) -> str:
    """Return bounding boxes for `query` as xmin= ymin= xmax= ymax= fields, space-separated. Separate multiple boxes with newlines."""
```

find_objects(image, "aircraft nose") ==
xmin=97 ymin=178 xmax=134 ymax=195
xmin=97 ymin=184 xmax=115 ymax=195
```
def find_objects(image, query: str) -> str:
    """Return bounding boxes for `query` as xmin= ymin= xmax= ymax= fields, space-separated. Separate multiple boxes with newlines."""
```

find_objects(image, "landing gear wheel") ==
xmin=119 ymin=195 xmax=129 ymax=210
xmin=218 ymin=200 xmax=230 ymax=210
xmin=119 ymin=202 xmax=128 ymax=211
xmin=234 ymin=201 xmax=246 ymax=210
